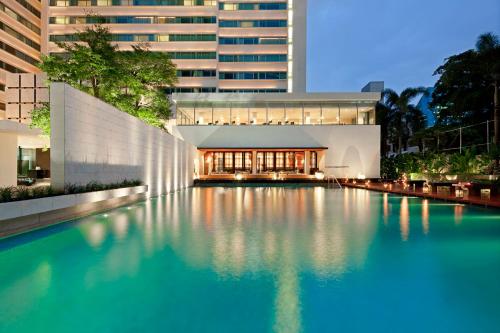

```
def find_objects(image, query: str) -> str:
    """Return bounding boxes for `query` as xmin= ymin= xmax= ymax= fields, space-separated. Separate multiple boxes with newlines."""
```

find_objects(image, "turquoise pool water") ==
xmin=1 ymin=186 xmax=499 ymax=332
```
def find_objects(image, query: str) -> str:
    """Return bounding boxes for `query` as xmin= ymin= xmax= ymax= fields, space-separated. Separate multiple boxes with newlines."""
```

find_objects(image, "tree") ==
xmin=431 ymin=33 xmax=500 ymax=143
xmin=377 ymin=88 xmax=427 ymax=153
xmin=38 ymin=22 xmax=178 ymax=130
xmin=29 ymin=103 xmax=50 ymax=136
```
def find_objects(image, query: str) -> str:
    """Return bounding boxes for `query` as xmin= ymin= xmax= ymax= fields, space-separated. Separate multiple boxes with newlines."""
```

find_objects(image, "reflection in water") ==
xmin=400 ymin=197 xmax=410 ymax=241
xmin=455 ymin=205 xmax=464 ymax=225
xmin=422 ymin=199 xmax=429 ymax=235
xmin=383 ymin=193 xmax=389 ymax=225
xmin=4 ymin=187 xmax=497 ymax=332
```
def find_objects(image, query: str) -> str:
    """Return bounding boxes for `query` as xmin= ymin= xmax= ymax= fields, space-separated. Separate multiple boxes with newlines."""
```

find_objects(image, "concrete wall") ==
xmin=173 ymin=125 xmax=381 ymax=179
xmin=50 ymin=83 xmax=196 ymax=196
xmin=0 ymin=132 xmax=17 ymax=187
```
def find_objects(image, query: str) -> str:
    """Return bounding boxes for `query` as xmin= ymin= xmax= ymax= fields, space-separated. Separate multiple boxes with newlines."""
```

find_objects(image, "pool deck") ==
xmin=343 ymin=182 xmax=500 ymax=209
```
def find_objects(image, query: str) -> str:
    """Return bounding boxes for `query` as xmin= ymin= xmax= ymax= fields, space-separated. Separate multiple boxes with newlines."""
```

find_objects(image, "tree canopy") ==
xmin=431 ymin=33 xmax=500 ymax=127
xmin=39 ymin=23 xmax=177 ymax=129
xmin=376 ymin=88 xmax=427 ymax=154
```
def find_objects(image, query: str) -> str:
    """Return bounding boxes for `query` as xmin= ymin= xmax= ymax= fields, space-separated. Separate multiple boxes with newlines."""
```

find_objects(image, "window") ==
xmin=275 ymin=152 xmax=285 ymax=170
xmin=265 ymin=152 xmax=274 ymax=171
xmin=219 ymin=37 xmax=287 ymax=45
xmin=285 ymin=152 xmax=295 ymax=170
xmin=224 ymin=152 xmax=233 ymax=171
xmin=257 ymin=152 xmax=265 ymax=172
xmin=234 ymin=153 xmax=243 ymax=170
xmin=219 ymin=72 xmax=287 ymax=80
xmin=219 ymin=20 xmax=287 ymax=28
xmin=219 ymin=54 xmax=287 ymax=62
xmin=214 ymin=152 xmax=223 ymax=173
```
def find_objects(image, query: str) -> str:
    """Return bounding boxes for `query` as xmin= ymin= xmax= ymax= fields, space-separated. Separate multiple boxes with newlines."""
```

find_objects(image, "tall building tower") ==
xmin=44 ymin=0 xmax=306 ymax=94
xmin=0 ymin=0 xmax=42 ymax=120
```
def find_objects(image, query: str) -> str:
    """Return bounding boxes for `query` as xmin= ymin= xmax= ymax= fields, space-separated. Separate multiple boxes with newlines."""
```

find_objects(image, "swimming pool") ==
xmin=1 ymin=186 xmax=499 ymax=332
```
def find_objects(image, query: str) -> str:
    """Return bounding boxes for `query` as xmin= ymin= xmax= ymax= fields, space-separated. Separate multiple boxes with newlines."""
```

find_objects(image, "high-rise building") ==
xmin=0 ymin=0 xmax=43 ymax=120
xmin=44 ymin=0 xmax=307 ymax=94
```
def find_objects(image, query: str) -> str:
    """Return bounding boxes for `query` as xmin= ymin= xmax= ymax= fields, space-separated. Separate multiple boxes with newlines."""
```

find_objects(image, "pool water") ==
xmin=1 ymin=186 xmax=499 ymax=333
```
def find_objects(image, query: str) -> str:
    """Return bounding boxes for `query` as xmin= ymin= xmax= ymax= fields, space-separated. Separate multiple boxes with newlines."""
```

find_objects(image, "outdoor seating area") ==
xmin=344 ymin=180 xmax=500 ymax=208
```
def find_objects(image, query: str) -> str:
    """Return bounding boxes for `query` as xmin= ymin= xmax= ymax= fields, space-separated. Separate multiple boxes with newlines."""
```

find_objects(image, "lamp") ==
xmin=315 ymin=171 xmax=325 ymax=180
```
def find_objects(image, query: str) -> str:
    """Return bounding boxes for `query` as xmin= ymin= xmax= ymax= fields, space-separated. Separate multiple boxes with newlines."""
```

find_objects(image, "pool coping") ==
xmin=344 ymin=183 xmax=500 ymax=209
xmin=0 ymin=185 xmax=148 ymax=238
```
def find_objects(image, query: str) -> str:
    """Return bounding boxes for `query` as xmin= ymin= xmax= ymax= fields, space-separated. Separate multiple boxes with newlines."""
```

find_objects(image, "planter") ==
xmin=0 ymin=185 xmax=148 ymax=238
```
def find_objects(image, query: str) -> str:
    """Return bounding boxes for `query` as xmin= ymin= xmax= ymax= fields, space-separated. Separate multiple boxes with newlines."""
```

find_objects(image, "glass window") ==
xmin=249 ymin=105 xmax=267 ymax=125
xmin=268 ymin=104 xmax=286 ymax=125
xmin=231 ymin=105 xmax=249 ymax=125
xmin=234 ymin=152 xmax=243 ymax=170
xmin=285 ymin=152 xmax=295 ymax=170
xmin=339 ymin=104 xmax=358 ymax=125
xmin=195 ymin=106 xmax=212 ymax=125
xmin=214 ymin=152 xmax=223 ymax=173
xmin=275 ymin=152 xmax=285 ymax=170
xmin=322 ymin=104 xmax=339 ymax=125
xmin=285 ymin=104 xmax=302 ymax=125
xmin=265 ymin=152 xmax=274 ymax=171
xmin=245 ymin=152 xmax=252 ymax=171
xmin=213 ymin=106 xmax=230 ymax=125
xmin=358 ymin=104 xmax=375 ymax=125
xmin=303 ymin=104 xmax=321 ymax=125
xmin=224 ymin=152 xmax=233 ymax=171
xmin=257 ymin=152 xmax=265 ymax=173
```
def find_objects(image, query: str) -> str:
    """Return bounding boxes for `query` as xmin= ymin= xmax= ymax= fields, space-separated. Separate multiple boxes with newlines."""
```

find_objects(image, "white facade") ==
xmin=171 ymin=92 xmax=381 ymax=179
xmin=50 ymin=83 xmax=196 ymax=196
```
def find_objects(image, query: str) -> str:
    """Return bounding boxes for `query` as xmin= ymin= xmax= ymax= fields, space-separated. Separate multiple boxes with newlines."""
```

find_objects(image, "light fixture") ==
xmin=315 ymin=171 xmax=325 ymax=180
xmin=235 ymin=173 xmax=244 ymax=181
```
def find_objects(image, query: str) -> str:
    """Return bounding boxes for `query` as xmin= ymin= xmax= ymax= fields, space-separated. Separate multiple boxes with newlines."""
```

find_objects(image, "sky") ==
xmin=307 ymin=0 xmax=500 ymax=93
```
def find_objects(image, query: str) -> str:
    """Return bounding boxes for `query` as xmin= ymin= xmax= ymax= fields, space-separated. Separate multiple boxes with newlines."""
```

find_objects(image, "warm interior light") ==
xmin=235 ymin=173 xmax=244 ymax=181
xmin=315 ymin=171 xmax=325 ymax=180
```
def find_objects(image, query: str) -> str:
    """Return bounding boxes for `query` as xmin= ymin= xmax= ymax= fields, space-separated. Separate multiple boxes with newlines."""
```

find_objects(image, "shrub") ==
xmin=0 ymin=187 xmax=15 ymax=203
xmin=0 ymin=180 xmax=142 ymax=203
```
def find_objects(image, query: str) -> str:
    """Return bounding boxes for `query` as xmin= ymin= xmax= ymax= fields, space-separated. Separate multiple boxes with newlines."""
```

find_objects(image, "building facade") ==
xmin=171 ymin=92 xmax=381 ymax=179
xmin=0 ymin=0 xmax=43 ymax=120
xmin=44 ymin=0 xmax=307 ymax=94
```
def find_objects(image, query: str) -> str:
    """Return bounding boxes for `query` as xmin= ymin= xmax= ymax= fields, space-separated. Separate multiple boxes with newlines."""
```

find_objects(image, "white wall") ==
xmin=50 ymin=83 xmax=196 ymax=196
xmin=0 ymin=132 xmax=17 ymax=187
xmin=173 ymin=125 xmax=381 ymax=178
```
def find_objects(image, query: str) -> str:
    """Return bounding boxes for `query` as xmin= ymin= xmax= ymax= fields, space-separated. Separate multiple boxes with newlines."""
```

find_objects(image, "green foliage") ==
xmin=0 ymin=180 xmax=143 ymax=203
xmin=29 ymin=103 xmax=51 ymax=136
xmin=381 ymin=150 xmax=492 ymax=180
xmin=377 ymin=88 xmax=428 ymax=154
xmin=0 ymin=187 xmax=15 ymax=202
xmin=64 ymin=179 xmax=143 ymax=194
xmin=431 ymin=33 xmax=500 ymax=126
xmin=38 ymin=22 xmax=177 ymax=131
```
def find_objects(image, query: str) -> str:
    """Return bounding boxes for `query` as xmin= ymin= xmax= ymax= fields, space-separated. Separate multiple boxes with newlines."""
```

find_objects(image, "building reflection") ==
xmin=400 ymin=197 xmax=410 ymax=241
xmin=155 ymin=187 xmax=378 ymax=332
xmin=422 ymin=199 xmax=429 ymax=235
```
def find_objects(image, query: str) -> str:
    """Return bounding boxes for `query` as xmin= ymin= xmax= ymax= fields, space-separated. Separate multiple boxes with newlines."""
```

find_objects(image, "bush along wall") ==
xmin=0 ymin=180 xmax=142 ymax=203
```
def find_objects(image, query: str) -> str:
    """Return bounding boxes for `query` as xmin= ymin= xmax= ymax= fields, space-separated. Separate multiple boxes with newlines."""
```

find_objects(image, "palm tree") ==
xmin=378 ymin=88 xmax=428 ymax=154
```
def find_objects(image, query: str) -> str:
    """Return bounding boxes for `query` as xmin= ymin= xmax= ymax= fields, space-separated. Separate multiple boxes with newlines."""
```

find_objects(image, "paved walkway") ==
xmin=343 ymin=182 xmax=500 ymax=209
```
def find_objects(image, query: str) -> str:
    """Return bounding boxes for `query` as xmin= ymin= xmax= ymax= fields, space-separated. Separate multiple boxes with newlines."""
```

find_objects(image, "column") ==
xmin=252 ymin=150 xmax=257 ymax=175
xmin=0 ymin=133 xmax=18 ymax=187
xmin=304 ymin=151 xmax=310 ymax=175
